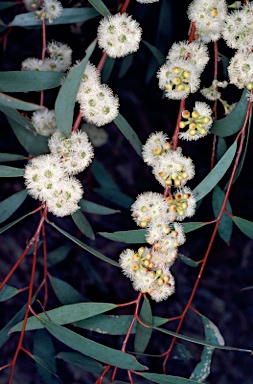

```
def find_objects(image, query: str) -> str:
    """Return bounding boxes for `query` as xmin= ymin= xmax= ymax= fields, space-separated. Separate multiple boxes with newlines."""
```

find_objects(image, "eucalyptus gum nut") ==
xmin=164 ymin=142 xmax=171 ymax=150
xmin=179 ymin=121 xmax=186 ymax=128
xmin=189 ymin=129 xmax=196 ymax=136
xmin=177 ymin=84 xmax=185 ymax=91
xmin=189 ymin=122 xmax=196 ymax=129
xmin=191 ymin=111 xmax=199 ymax=119
xmin=173 ymin=66 xmax=181 ymax=74
xmin=157 ymin=278 xmax=164 ymax=286
xmin=182 ymin=110 xmax=190 ymax=118
xmin=163 ymin=275 xmax=170 ymax=283
xmin=166 ymin=84 xmax=172 ymax=91
xmin=174 ymin=179 xmax=181 ymax=186
xmin=140 ymin=221 xmax=147 ymax=228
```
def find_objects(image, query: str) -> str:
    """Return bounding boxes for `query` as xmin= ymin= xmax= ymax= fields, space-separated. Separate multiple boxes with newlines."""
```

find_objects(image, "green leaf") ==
xmin=101 ymin=57 xmax=115 ymax=83
xmin=38 ymin=317 xmax=147 ymax=371
xmin=11 ymin=302 xmax=117 ymax=333
xmin=142 ymin=40 xmax=165 ymax=66
xmin=47 ymin=243 xmax=72 ymax=267
xmin=49 ymin=275 xmax=86 ymax=305
xmin=139 ymin=373 xmax=201 ymax=384
xmin=233 ymin=216 xmax=253 ymax=239
xmin=0 ymin=189 xmax=27 ymax=224
xmin=55 ymin=40 xmax=96 ymax=137
xmin=134 ymin=297 xmax=152 ymax=354
xmin=0 ymin=71 xmax=64 ymax=92
xmin=0 ymin=165 xmax=24 ymax=177
xmin=211 ymin=88 xmax=248 ymax=137
xmin=173 ymin=344 xmax=193 ymax=361
xmin=76 ymin=314 xmax=167 ymax=335
xmin=212 ymin=186 xmax=233 ymax=243
xmin=0 ymin=2 xmax=15 ymax=10
xmin=0 ymin=210 xmax=35 ymax=234
xmin=0 ymin=153 xmax=27 ymax=162
xmin=56 ymin=352 xmax=103 ymax=374
xmin=181 ymin=222 xmax=206 ymax=233
xmin=192 ymin=143 xmax=237 ymax=202
xmin=118 ymin=54 xmax=134 ymax=79
xmin=0 ymin=92 xmax=43 ymax=111
xmin=99 ymin=229 xmax=146 ymax=243
xmin=0 ymin=284 xmax=19 ymax=302
xmin=190 ymin=314 xmax=225 ymax=382
xmin=0 ymin=105 xmax=34 ymax=129
xmin=219 ymin=53 xmax=230 ymax=78
xmin=114 ymin=114 xmax=142 ymax=157
xmin=87 ymin=0 xmax=111 ymax=17
xmin=49 ymin=221 xmax=119 ymax=267
xmin=215 ymin=137 xmax=227 ymax=162
xmin=33 ymin=330 xmax=58 ymax=384
xmin=71 ymin=210 xmax=95 ymax=240
xmin=79 ymin=199 xmax=119 ymax=215
xmin=9 ymin=8 xmax=99 ymax=27
xmin=178 ymin=253 xmax=198 ymax=268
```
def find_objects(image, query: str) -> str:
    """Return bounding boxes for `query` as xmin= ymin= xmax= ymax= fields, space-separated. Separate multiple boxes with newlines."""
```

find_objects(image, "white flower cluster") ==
xmin=157 ymin=41 xmax=209 ymax=99
xmin=136 ymin=0 xmax=159 ymax=3
xmin=24 ymin=130 xmax=94 ymax=217
xmin=201 ymin=79 xmax=228 ymax=101
xmin=188 ymin=0 xmax=227 ymax=43
xmin=228 ymin=49 xmax=253 ymax=90
xmin=22 ymin=41 xmax=72 ymax=72
xmin=97 ymin=13 xmax=142 ymax=58
xmin=178 ymin=102 xmax=213 ymax=141
xmin=35 ymin=0 xmax=63 ymax=23
xmin=24 ymin=0 xmax=41 ymax=11
xmin=31 ymin=109 xmax=57 ymax=137
xmin=76 ymin=62 xmax=119 ymax=126
xmin=119 ymin=133 xmax=196 ymax=302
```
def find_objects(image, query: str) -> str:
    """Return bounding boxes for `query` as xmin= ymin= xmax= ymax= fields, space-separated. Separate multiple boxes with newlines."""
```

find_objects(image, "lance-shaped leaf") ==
xmin=10 ymin=302 xmax=116 ymax=332
xmin=101 ymin=57 xmax=115 ymax=83
xmin=139 ymin=373 xmax=201 ymax=384
xmin=71 ymin=210 xmax=95 ymax=240
xmin=211 ymin=88 xmax=248 ymax=137
xmin=55 ymin=40 xmax=96 ymax=137
xmin=0 ymin=165 xmax=24 ymax=177
xmin=134 ymin=297 xmax=152 ymax=354
xmin=56 ymin=352 xmax=103 ymax=374
xmin=212 ymin=186 xmax=233 ymax=243
xmin=233 ymin=216 xmax=253 ymax=239
xmin=114 ymin=114 xmax=142 ymax=157
xmin=118 ymin=54 xmax=134 ymax=79
xmin=0 ymin=71 xmax=64 ymax=92
xmin=181 ymin=222 xmax=206 ymax=233
xmin=33 ymin=330 xmax=58 ymax=384
xmin=0 ymin=92 xmax=43 ymax=111
xmin=190 ymin=314 xmax=225 ymax=382
xmin=99 ymin=229 xmax=146 ymax=243
xmin=87 ymin=0 xmax=111 ymax=17
xmin=0 ymin=210 xmax=35 ymax=234
xmin=215 ymin=137 xmax=227 ymax=162
xmin=79 ymin=199 xmax=119 ymax=215
xmin=193 ymin=143 xmax=237 ymax=202
xmin=142 ymin=40 xmax=165 ymax=66
xmin=47 ymin=243 xmax=72 ymax=267
xmin=35 ymin=318 xmax=147 ymax=371
xmin=0 ymin=189 xmax=28 ymax=224
xmin=49 ymin=275 xmax=86 ymax=305
xmin=49 ymin=221 xmax=119 ymax=267
xmin=0 ymin=153 xmax=27 ymax=162
xmin=178 ymin=253 xmax=198 ymax=268
xmin=0 ymin=105 xmax=34 ymax=129
xmin=9 ymin=8 xmax=99 ymax=27
xmin=0 ymin=284 xmax=20 ymax=302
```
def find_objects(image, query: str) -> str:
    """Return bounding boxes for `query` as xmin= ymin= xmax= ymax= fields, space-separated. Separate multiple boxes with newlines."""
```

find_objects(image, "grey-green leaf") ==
xmin=33 ymin=330 xmax=58 ymax=384
xmin=114 ymin=113 xmax=142 ymax=157
xmin=0 ymin=71 xmax=64 ymax=92
xmin=0 ymin=153 xmax=27 ymax=162
xmin=55 ymin=40 xmax=96 ymax=137
xmin=0 ymin=165 xmax=24 ymax=177
xmin=0 ymin=92 xmax=43 ymax=111
xmin=101 ymin=57 xmax=115 ymax=83
xmin=0 ymin=284 xmax=20 ymax=302
xmin=178 ymin=253 xmax=198 ymax=268
xmin=139 ymin=373 xmax=201 ymax=384
xmin=47 ymin=243 xmax=72 ymax=267
xmin=49 ymin=275 xmax=86 ymax=305
xmin=233 ymin=216 xmax=253 ymax=239
xmin=56 ymin=352 xmax=103 ymax=374
xmin=0 ymin=210 xmax=35 ymax=234
xmin=0 ymin=189 xmax=28 ymax=224
xmin=118 ymin=54 xmax=134 ymax=79
xmin=87 ymin=0 xmax=111 ymax=17
xmin=134 ymin=297 xmax=152 ymax=354
xmin=212 ymin=186 xmax=233 ymax=243
xmin=193 ymin=143 xmax=237 ymax=202
xmin=10 ymin=302 xmax=116 ymax=332
xmin=71 ymin=210 xmax=95 ymax=240
xmin=99 ymin=229 xmax=146 ymax=243
xmin=215 ymin=137 xmax=227 ymax=162
xmin=181 ymin=222 xmax=206 ymax=233
xmin=142 ymin=40 xmax=165 ymax=66
xmin=79 ymin=199 xmax=119 ymax=215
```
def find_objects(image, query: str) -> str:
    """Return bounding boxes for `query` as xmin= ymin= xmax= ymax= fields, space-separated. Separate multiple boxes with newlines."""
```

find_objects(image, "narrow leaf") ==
xmin=55 ymin=40 xmax=96 ymax=137
xmin=49 ymin=221 xmax=119 ymax=267
xmin=0 ymin=189 xmax=28 ymax=224
xmin=56 ymin=351 xmax=103 ymax=374
xmin=87 ymin=0 xmax=111 ymax=17
xmin=11 ymin=302 xmax=116 ymax=332
xmin=142 ymin=40 xmax=165 ymax=66
xmin=211 ymin=89 xmax=248 ymax=137
xmin=233 ymin=216 xmax=253 ymax=239
xmin=0 ymin=71 xmax=64 ymax=92
xmin=215 ymin=137 xmax=227 ymax=162
xmin=33 ymin=330 xmax=58 ymax=384
xmin=101 ymin=57 xmax=115 ymax=83
xmin=0 ymin=105 xmax=34 ymax=129
xmin=0 ymin=210 xmax=35 ymax=234
xmin=29 ymin=354 xmax=60 ymax=382
xmin=71 ymin=210 xmax=95 ymax=240
xmin=140 ymin=372 xmax=201 ymax=384
xmin=134 ymin=297 xmax=152 ymax=353
xmin=212 ymin=186 xmax=233 ymax=243
xmin=0 ymin=153 xmax=27 ymax=162
xmin=181 ymin=222 xmax=206 ymax=233
xmin=47 ymin=243 xmax=72 ymax=267
xmin=118 ymin=54 xmax=134 ymax=79
xmin=178 ymin=253 xmax=198 ymax=268
xmin=99 ymin=229 xmax=146 ymax=243
xmin=0 ymin=284 xmax=19 ymax=302
xmin=193 ymin=143 xmax=237 ymax=201
xmin=79 ymin=199 xmax=119 ymax=215
xmin=49 ymin=275 xmax=86 ymax=305
xmin=0 ymin=165 xmax=24 ymax=177
xmin=114 ymin=113 xmax=142 ymax=157
xmin=0 ymin=92 xmax=43 ymax=111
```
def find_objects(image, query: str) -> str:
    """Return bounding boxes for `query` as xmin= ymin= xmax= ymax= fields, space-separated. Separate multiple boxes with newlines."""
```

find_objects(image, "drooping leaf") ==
xmin=55 ymin=40 xmax=97 ymax=137
xmin=134 ymin=297 xmax=152 ymax=354
xmin=99 ymin=229 xmax=146 ymax=243
xmin=47 ymin=243 xmax=72 ymax=267
xmin=0 ymin=153 xmax=27 ymax=162
xmin=118 ymin=54 xmax=134 ymax=79
xmin=49 ymin=275 xmax=86 ymax=305
xmin=76 ymin=314 xmax=167 ymax=335
xmin=0 ymin=165 xmax=24 ymax=177
xmin=9 ymin=8 xmax=99 ymax=27
xmin=178 ymin=253 xmax=198 ymax=268
xmin=49 ymin=221 xmax=119 ymax=267
xmin=173 ymin=344 xmax=193 ymax=361
xmin=87 ymin=0 xmax=111 ymax=17
xmin=56 ymin=352 xmax=103 ymax=374
xmin=192 ymin=143 xmax=237 ymax=201
xmin=0 ymin=284 xmax=20 ymax=302
xmin=79 ymin=199 xmax=119 ymax=215
xmin=0 ymin=92 xmax=43 ymax=111
xmin=233 ymin=216 xmax=253 ymax=239
xmin=0 ymin=71 xmax=64 ymax=92
xmin=190 ymin=314 xmax=225 ymax=382
xmin=114 ymin=113 xmax=142 ymax=157
xmin=10 ymin=302 xmax=116 ymax=332
xmin=215 ymin=137 xmax=227 ymax=162
xmin=212 ymin=186 xmax=233 ymax=243
xmin=33 ymin=330 xmax=58 ymax=384
xmin=211 ymin=88 xmax=248 ymax=137
xmin=71 ymin=210 xmax=95 ymax=240
xmin=0 ymin=210 xmax=35 ymax=234
xmin=38 ymin=317 xmax=147 ymax=371
xmin=0 ymin=105 xmax=34 ymax=129
xmin=0 ymin=189 xmax=28 ymax=224
xmin=181 ymin=222 xmax=206 ymax=233
xmin=101 ymin=57 xmax=115 ymax=83
xmin=139 ymin=373 xmax=201 ymax=384
xmin=142 ymin=40 xmax=165 ymax=66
